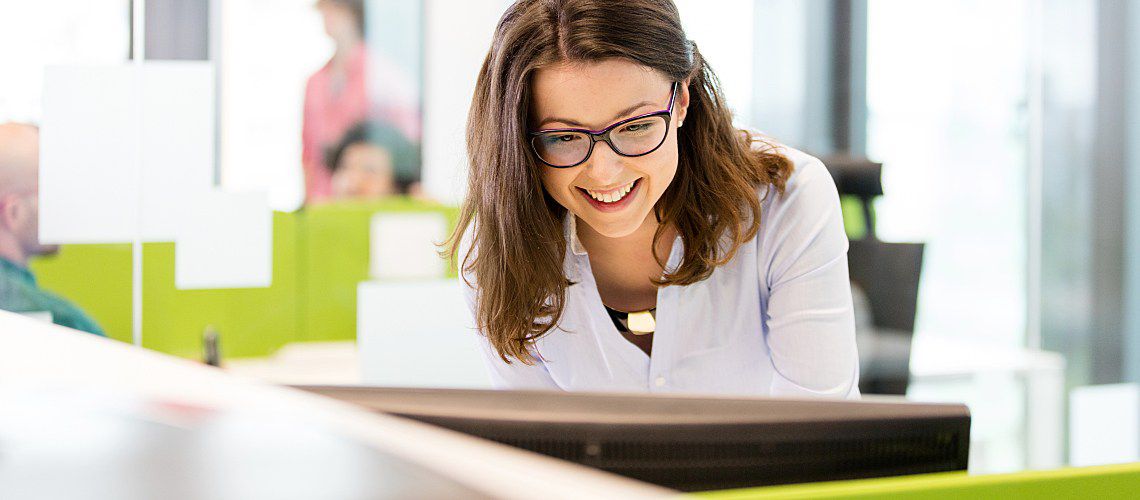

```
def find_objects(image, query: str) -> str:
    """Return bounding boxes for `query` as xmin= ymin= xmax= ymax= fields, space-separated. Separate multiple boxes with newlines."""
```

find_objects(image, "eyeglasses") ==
xmin=529 ymin=82 xmax=678 ymax=168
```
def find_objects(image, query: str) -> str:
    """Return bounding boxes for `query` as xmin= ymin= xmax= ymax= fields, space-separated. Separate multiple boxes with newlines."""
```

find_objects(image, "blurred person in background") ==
xmin=0 ymin=123 xmax=104 ymax=336
xmin=302 ymin=0 xmax=421 ymax=203
xmin=302 ymin=0 xmax=370 ymax=203
xmin=326 ymin=121 xmax=422 ymax=199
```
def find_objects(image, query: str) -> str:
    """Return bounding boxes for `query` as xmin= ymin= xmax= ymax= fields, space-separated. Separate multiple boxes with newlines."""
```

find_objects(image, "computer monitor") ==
xmin=295 ymin=386 xmax=970 ymax=492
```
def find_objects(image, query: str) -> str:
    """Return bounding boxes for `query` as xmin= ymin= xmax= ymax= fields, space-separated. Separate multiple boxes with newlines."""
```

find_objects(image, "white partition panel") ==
xmin=1070 ymin=384 xmax=1140 ymax=467
xmin=139 ymin=62 xmax=216 ymax=240
xmin=41 ymin=62 xmax=273 ymax=290
xmin=370 ymin=212 xmax=447 ymax=280
xmin=175 ymin=189 xmax=272 ymax=290
xmin=358 ymin=279 xmax=491 ymax=388
xmin=40 ymin=65 xmax=139 ymax=243
xmin=40 ymin=62 xmax=216 ymax=243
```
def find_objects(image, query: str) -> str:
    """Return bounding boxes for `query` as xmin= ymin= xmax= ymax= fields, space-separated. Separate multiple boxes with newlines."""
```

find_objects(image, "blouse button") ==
xmin=654 ymin=376 xmax=667 ymax=387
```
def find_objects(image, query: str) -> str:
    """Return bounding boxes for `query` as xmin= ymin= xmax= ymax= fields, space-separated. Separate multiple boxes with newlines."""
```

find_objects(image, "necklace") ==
xmin=604 ymin=305 xmax=657 ymax=335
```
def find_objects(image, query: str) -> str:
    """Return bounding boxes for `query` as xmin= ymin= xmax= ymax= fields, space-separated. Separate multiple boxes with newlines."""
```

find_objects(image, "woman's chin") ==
xmin=576 ymin=210 xmax=650 ymax=240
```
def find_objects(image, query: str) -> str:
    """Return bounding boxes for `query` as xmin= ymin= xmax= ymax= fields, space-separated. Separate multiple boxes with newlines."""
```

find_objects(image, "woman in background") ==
xmin=301 ymin=0 xmax=422 ymax=203
xmin=447 ymin=0 xmax=860 ymax=397
xmin=301 ymin=0 xmax=369 ymax=202
xmin=325 ymin=121 xmax=422 ymax=199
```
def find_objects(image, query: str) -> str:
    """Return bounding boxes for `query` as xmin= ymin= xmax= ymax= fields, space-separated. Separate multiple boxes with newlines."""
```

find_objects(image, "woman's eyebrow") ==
xmin=537 ymin=100 xmax=657 ymax=129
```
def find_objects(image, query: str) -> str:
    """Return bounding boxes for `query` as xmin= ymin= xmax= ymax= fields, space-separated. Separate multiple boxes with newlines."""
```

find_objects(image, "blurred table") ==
xmin=223 ymin=341 xmax=362 ymax=385
xmin=908 ymin=335 xmax=1066 ymax=473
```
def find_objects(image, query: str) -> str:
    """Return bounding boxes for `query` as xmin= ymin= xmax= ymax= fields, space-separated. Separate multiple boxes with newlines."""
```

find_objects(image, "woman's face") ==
xmin=331 ymin=142 xmax=396 ymax=199
xmin=316 ymin=0 xmax=360 ymax=41
xmin=530 ymin=59 xmax=689 ymax=239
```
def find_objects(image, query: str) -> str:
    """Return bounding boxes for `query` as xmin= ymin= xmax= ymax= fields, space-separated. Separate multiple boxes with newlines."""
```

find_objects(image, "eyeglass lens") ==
xmin=531 ymin=114 xmax=669 ymax=167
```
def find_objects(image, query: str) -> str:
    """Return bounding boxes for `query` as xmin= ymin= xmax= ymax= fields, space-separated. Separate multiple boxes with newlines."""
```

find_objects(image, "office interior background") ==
xmin=2 ymin=0 xmax=1140 ymax=481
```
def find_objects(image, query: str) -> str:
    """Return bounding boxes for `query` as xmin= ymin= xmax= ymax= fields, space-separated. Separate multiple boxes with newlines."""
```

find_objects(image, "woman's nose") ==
xmin=583 ymin=140 xmax=625 ymax=184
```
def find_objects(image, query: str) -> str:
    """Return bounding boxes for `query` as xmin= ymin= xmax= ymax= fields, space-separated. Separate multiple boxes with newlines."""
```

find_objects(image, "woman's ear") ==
xmin=676 ymin=78 xmax=692 ymax=128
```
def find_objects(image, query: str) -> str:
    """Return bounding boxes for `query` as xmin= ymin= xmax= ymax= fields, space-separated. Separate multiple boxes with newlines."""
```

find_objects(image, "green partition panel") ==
xmin=30 ymin=212 xmax=301 ymax=359
xmin=28 ymin=201 xmax=457 ymax=360
xmin=28 ymin=244 xmax=133 ymax=343
xmin=298 ymin=199 xmax=459 ymax=343
xmin=695 ymin=462 xmax=1140 ymax=499
xmin=839 ymin=195 xmax=868 ymax=240
xmin=138 ymin=210 xmax=301 ymax=359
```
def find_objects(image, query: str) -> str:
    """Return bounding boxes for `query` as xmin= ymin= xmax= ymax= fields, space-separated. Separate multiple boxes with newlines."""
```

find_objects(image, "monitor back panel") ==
xmin=296 ymin=387 xmax=970 ymax=491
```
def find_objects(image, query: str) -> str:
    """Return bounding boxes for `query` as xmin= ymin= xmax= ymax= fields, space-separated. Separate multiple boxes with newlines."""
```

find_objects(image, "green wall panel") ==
xmin=29 ymin=244 xmax=133 ymax=344
xmin=299 ymin=199 xmax=459 ymax=344
xmin=28 ymin=202 xmax=457 ymax=361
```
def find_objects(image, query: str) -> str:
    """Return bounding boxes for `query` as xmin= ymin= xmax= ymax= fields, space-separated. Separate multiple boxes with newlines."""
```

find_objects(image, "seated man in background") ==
xmin=0 ymin=122 xmax=104 ymax=336
xmin=325 ymin=121 xmax=423 ymax=200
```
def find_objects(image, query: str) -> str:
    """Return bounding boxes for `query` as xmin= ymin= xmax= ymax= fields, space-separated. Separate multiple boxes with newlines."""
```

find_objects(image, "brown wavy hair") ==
xmin=445 ymin=0 xmax=793 ymax=364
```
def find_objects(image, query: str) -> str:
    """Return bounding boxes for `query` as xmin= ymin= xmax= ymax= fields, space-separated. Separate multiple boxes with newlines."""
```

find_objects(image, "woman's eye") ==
xmin=624 ymin=122 xmax=651 ymax=133
xmin=546 ymin=134 xmax=580 ymax=144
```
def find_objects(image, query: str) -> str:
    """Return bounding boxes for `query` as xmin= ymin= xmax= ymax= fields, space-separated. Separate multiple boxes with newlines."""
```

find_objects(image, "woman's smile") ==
xmin=577 ymin=178 xmax=643 ymax=212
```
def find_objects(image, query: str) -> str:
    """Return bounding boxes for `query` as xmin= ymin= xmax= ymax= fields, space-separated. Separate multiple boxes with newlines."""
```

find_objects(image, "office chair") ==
xmin=821 ymin=155 xmax=925 ymax=395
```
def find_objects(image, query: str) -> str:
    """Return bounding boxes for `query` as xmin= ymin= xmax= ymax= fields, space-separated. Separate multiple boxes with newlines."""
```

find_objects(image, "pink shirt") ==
xmin=302 ymin=45 xmax=370 ymax=202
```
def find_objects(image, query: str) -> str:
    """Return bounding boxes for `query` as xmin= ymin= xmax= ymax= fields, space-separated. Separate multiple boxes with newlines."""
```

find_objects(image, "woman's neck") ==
xmin=576 ymin=211 xmax=676 ymax=272
xmin=331 ymin=38 xmax=362 ymax=67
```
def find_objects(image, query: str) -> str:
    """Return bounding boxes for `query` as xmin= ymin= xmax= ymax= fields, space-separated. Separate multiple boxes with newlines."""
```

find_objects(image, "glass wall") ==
xmin=866 ymin=0 xmax=1030 ymax=348
xmin=0 ymin=0 xmax=129 ymax=122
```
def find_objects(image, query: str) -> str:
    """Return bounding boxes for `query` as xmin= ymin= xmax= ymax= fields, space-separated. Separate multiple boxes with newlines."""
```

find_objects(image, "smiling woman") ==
xmin=445 ymin=0 xmax=859 ymax=397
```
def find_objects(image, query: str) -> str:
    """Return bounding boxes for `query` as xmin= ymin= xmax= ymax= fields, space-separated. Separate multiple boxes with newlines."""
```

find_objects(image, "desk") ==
xmin=0 ymin=311 xmax=670 ymax=499
xmin=224 ymin=341 xmax=362 ymax=385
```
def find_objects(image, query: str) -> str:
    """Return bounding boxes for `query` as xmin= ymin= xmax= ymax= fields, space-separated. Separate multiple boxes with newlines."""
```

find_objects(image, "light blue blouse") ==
xmin=467 ymin=145 xmax=860 ymax=399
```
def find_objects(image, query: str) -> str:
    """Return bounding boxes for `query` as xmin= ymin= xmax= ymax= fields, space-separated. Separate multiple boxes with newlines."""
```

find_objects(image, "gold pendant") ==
xmin=627 ymin=310 xmax=656 ymax=335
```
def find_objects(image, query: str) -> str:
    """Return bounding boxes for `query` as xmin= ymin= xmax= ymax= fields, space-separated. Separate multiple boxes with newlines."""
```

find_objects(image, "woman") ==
xmin=301 ymin=0 xmax=370 ymax=202
xmin=447 ymin=0 xmax=859 ymax=398
xmin=301 ymin=0 xmax=420 ymax=202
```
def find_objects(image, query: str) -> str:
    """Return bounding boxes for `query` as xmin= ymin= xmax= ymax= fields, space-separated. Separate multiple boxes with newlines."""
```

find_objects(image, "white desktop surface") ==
xmin=224 ymin=341 xmax=362 ymax=385
xmin=0 ymin=310 xmax=670 ymax=499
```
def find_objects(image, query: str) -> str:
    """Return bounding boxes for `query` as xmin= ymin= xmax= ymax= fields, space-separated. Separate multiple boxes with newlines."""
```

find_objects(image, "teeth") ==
xmin=586 ymin=180 xmax=636 ymax=204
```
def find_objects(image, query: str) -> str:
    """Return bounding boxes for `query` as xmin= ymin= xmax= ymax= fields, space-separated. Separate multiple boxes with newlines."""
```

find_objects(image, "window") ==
xmin=0 ymin=0 xmax=129 ymax=123
xmin=867 ymin=0 xmax=1030 ymax=347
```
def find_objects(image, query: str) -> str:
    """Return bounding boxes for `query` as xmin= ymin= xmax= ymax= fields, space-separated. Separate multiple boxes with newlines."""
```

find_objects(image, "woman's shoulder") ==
xmin=746 ymin=133 xmax=837 ymax=210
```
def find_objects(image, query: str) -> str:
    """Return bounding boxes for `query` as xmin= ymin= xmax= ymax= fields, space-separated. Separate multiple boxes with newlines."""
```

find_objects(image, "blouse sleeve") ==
xmin=760 ymin=159 xmax=861 ymax=399
xmin=460 ymin=230 xmax=561 ymax=390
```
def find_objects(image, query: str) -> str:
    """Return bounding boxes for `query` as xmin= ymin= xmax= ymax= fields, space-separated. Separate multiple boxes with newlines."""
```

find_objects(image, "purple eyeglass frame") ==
xmin=529 ymin=82 xmax=679 ymax=168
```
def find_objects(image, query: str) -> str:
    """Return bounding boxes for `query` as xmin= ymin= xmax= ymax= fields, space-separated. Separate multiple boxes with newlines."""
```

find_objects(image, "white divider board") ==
xmin=40 ymin=62 xmax=215 ymax=243
xmin=42 ymin=62 xmax=273 ymax=290
xmin=357 ymin=279 xmax=491 ymax=388
xmin=175 ymin=189 xmax=272 ymax=289
xmin=1070 ymin=383 xmax=1140 ymax=466
xmin=369 ymin=212 xmax=447 ymax=280
xmin=139 ymin=62 xmax=216 ymax=240
xmin=40 ymin=65 xmax=139 ymax=243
